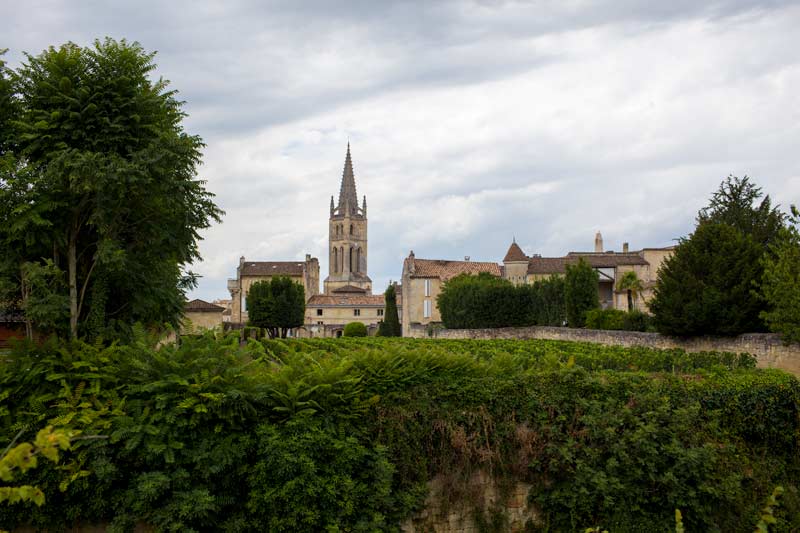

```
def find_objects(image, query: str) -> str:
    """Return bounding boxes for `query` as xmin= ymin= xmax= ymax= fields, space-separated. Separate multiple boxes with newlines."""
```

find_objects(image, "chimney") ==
xmin=594 ymin=231 xmax=603 ymax=253
xmin=623 ymin=242 xmax=629 ymax=253
xmin=305 ymin=254 xmax=311 ymax=262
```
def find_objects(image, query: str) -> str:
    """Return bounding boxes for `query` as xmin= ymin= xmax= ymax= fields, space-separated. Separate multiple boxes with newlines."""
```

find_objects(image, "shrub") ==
xmin=0 ymin=335 xmax=796 ymax=531
xmin=585 ymin=308 xmax=626 ymax=330
xmin=623 ymin=310 xmax=652 ymax=332
xmin=343 ymin=321 xmax=368 ymax=337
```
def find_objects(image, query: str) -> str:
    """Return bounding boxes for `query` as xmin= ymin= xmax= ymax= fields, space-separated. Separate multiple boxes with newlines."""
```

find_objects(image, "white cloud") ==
xmin=3 ymin=0 xmax=799 ymax=299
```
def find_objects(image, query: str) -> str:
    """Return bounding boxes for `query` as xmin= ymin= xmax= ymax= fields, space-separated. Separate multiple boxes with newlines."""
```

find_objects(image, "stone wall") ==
xmin=429 ymin=325 xmax=800 ymax=376
xmin=401 ymin=470 xmax=538 ymax=533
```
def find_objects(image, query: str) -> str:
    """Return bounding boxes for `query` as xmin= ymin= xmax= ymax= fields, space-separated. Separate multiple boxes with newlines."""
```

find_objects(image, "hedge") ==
xmin=1 ymin=335 xmax=797 ymax=532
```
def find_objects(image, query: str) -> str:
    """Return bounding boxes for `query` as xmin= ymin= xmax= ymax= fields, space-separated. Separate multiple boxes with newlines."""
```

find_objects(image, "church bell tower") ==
xmin=323 ymin=143 xmax=372 ymax=295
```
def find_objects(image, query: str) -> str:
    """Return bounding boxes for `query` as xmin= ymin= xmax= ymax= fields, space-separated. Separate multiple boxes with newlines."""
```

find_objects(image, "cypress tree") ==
xmin=564 ymin=258 xmax=599 ymax=328
xmin=379 ymin=284 xmax=401 ymax=336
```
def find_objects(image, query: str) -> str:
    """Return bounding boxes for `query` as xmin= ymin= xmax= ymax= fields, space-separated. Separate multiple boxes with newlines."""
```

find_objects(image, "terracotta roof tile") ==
xmin=185 ymin=299 xmax=225 ymax=312
xmin=527 ymin=253 xmax=649 ymax=275
xmin=410 ymin=258 xmax=502 ymax=281
xmin=566 ymin=252 xmax=649 ymax=267
xmin=241 ymin=261 xmax=305 ymax=276
xmin=308 ymin=294 xmax=385 ymax=306
xmin=503 ymin=241 xmax=528 ymax=262
xmin=332 ymin=285 xmax=368 ymax=294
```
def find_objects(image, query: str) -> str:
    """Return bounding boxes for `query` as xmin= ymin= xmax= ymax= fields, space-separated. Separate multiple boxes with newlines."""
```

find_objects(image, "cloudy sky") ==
xmin=4 ymin=0 xmax=799 ymax=301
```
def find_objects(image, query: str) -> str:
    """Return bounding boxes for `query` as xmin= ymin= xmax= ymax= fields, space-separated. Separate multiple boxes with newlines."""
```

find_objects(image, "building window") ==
xmin=423 ymin=300 xmax=432 ymax=318
xmin=424 ymin=279 xmax=431 ymax=297
xmin=378 ymin=309 xmax=384 ymax=316
xmin=317 ymin=321 xmax=324 ymax=325
xmin=354 ymin=309 xmax=361 ymax=316
xmin=316 ymin=309 xmax=323 ymax=316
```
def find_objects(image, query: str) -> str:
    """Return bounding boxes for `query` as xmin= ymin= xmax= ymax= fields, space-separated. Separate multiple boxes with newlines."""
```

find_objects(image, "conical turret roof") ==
xmin=337 ymin=143 xmax=359 ymax=215
xmin=503 ymin=240 xmax=528 ymax=262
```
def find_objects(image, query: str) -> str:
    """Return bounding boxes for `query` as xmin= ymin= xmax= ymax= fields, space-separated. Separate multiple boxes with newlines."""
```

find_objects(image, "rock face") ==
xmin=401 ymin=471 xmax=539 ymax=533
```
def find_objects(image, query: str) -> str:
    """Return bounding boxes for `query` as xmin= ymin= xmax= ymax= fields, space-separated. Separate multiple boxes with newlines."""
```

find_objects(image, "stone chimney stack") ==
xmin=594 ymin=232 xmax=603 ymax=253
xmin=623 ymin=242 xmax=629 ymax=253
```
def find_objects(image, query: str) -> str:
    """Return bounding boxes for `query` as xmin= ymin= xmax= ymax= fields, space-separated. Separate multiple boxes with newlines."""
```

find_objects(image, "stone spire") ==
xmin=337 ymin=142 xmax=359 ymax=216
xmin=595 ymin=231 xmax=604 ymax=253
xmin=330 ymin=195 xmax=335 ymax=216
xmin=362 ymin=195 xmax=367 ymax=217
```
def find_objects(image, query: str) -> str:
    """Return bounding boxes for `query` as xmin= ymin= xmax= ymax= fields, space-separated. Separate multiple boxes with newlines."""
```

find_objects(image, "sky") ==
xmin=3 ymin=0 xmax=799 ymax=302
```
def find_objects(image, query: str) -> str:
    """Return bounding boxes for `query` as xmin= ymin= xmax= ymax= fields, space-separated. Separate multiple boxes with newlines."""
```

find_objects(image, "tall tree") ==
xmin=378 ymin=284 xmax=401 ymax=337
xmin=564 ymin=258 xmax=599 ymax=328
xmin=650 ymin=222 xmax=765 ymax=336
xmin=617 ymin=271 xmax=643 ymax=312
xmin=760 ymin=205 xmax=800 ymax=343
xmin=0 ymin=39 xmax=222 ymax=338
xmin=651 ymin=176 xmax=785 ymax=336
xmin=246 ymin=277 xmax=305 ymax=339
xmin=698 ymin=175 xmax=784 ymax=248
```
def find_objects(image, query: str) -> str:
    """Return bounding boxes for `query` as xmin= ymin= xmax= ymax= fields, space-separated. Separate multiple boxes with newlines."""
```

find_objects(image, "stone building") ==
xmin=182 ymin=299 xmax=225 ymax=334
xmin=227 ymin=255 xmax=320 ymax=325
xmin=225 ymin=144 xmax=398 ymax=337
xmin=402 ymin=233 xmax=674 ymax=336
xmin=511 ymin=233 xmax=674 ymax=310
xmin=401 ymin=252 xmax=501 ymax=337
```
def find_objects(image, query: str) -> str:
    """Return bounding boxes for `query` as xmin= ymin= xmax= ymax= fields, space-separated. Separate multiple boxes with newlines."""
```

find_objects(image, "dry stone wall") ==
xmin=422 ymin=325 xmax=800 ymax=376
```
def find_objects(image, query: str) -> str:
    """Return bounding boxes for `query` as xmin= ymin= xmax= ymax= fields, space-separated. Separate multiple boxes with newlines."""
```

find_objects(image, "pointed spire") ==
xmin=362 ymin=195 xmax=367 ymax=216
xmin=330 ymin=195 xmax=335 ymax=217
xmin=337 ymin=142 xmax=359 ymax=216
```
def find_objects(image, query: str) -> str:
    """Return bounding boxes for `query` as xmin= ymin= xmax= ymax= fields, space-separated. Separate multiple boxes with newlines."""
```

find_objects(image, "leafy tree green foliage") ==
xmin=378 ymin=284 xmax=401 ymax=337
xmin=651 ymin=222 xmax=766 ymax=336
xmin=564 ymin=258 xmax=600 ymax=327
xmin=0 ymin=39 xmax=222 ymax=339
xmin=0 ymin=49 xmax=15 ymax=155
xmin=585 ymin=309 xmax=653 ymax=332
xmin=1 ymin=426 xmax=75 ymax=507
xmin=437 ymin=273 xmax=566 ymax=329
xmin=698 ymin=175 xmax=784 ymax=248
xmin=585 ymin=309 xmax=626 ymax=330
xmin=437 ymin=273 xmax=526 ymax=329
xmin=0 ymin=336 xmax=797 ymax=531
xmin=247 ymin=420 xmax=393 ymax=531
xmin=652 ymin=176 xmax=787 ymax=337
xmin=343 ymin=321 xmax=368 ymax=337
xmin=246 ymin=277 xmax=305 ymax=338
xmin=760 ymin=206 xmax=800 ymax=343
xmin=529 ymin=276 xmax=566 ymax=326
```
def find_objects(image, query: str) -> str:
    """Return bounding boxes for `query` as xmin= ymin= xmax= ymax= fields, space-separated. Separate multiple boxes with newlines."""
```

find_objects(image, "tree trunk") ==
xmin=627 ymin=290 xmax=633 ymax=312
xmin=20 ymin=266 xmax=32 ymax=340
xmin=68 ymin=230 xmax=78 ymax=339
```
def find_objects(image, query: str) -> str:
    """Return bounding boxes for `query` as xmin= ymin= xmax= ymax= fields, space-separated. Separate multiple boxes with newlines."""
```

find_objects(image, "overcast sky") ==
xmin=4 ymin=0 xmax=800 ymax=301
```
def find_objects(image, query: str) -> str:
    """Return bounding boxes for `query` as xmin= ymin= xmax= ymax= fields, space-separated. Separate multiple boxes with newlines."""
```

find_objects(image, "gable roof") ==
xmin=241 ymin=261 xmax=305 ymax=276
xmin=307 ymin=294 xmax=389 ymax=307
xmin=409 ymin=258 xmax=502 ymax=281
xmin=566 ymin=252 xmax=649 ymax=267
xmin=185 ymin=299 xmax=225 ymax=312
xmin=332 ymin=285 xmax=368 ymax=294
xmin=503 ymin=241 xmax=528 ymax=262
xmin=527 ymin=253 xmax=649 ymax=275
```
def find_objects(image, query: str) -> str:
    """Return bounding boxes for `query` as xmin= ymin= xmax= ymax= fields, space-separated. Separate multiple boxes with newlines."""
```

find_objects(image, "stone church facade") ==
xmin=226 ymin=144 xmax=399 ymax=337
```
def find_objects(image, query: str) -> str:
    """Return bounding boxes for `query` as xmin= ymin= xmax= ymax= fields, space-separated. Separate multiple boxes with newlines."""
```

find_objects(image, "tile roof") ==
xmin=527 ymin=253 xmax=649 ymax=274
xmin=332 ymin=285 xmax=368 ymax=294
xmin=527 ymin=257 xmax=570 ymax=275
xmin=503 ymin=241 xmax=528 ymax=262
xmin=241 ymin=261 xmax=305 ymax=276
xmin=566 ymin=252 xmax=649 ymax=267
xmin=185 ymin=299 xmax=225 ymax=312
xmin=308 ymin=294 xmax=387 ymax=307
xmin=409 ymin=258 xmax=502 ymax=281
